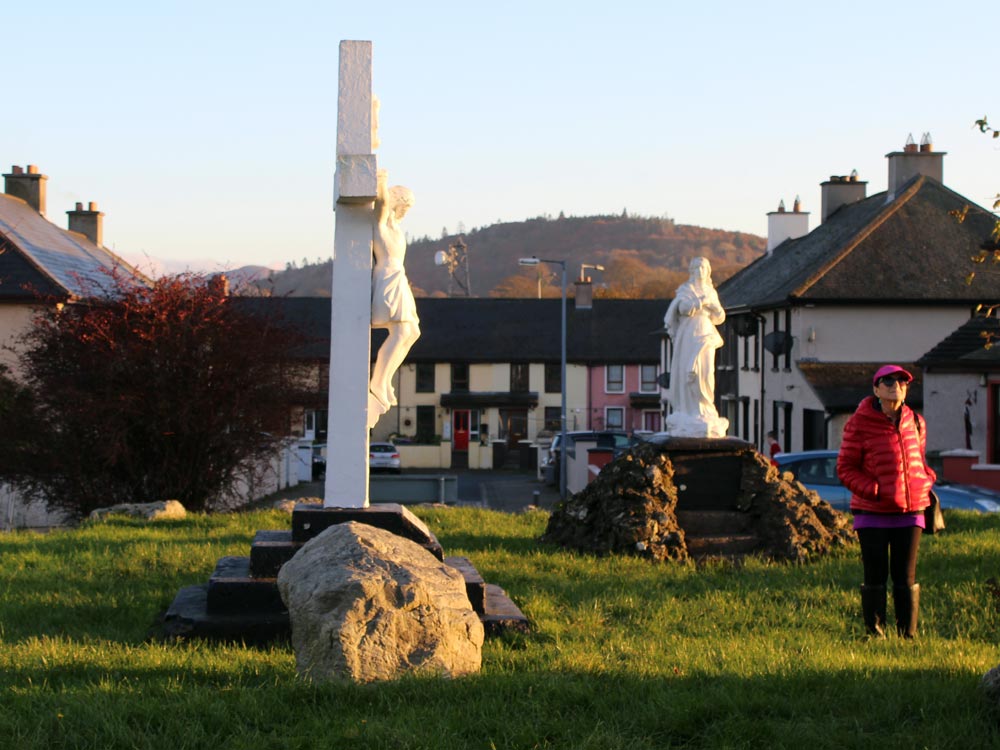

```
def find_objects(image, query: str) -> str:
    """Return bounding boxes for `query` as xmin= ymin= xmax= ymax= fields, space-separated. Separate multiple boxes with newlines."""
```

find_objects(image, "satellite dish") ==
xmin=433 ymin=250 xmax=449 ymax=267
xmin=763 ymin=331 xmax=793 ymax=356
xmin=657 ymin=372 xmax=670 ymax=388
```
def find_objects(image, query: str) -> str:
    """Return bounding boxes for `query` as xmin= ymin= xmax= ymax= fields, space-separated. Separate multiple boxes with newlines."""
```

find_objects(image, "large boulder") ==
xmin=276 ymin=521 xmax=483 ymax=683
xmin=89 ymin=500 xmax=186 ymax=521
xmin=542 ymin=445 xmax=687 ymax=562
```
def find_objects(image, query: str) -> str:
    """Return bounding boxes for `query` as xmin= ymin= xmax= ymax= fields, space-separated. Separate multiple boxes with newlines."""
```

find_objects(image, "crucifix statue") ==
xmin=324 ymin=40 xmax=419 ymax=508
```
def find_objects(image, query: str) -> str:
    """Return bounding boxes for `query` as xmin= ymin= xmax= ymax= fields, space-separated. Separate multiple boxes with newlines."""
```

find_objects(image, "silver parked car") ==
xmin=774 ymin=449 xmax=1000 ymax=513
xmin=369 ymin=442 xmax=401 ymax=474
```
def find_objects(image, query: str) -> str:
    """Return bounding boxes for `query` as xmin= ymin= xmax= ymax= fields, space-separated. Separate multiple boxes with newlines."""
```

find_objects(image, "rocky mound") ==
xmin=542 ymin=441 xmax=855 ymax=563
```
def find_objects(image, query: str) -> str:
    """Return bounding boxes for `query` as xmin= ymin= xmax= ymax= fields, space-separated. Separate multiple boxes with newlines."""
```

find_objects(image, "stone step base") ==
xmin=161 ymin=554 xmax=527 ymax=643
xmin=676 ymin=510 xmax=753 ymax=536
xmin=685 ymin=534 xmax=761 ymax=559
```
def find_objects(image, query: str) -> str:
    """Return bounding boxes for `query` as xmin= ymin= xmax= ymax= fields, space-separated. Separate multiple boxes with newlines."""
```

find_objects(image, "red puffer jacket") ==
xmin=837 ymin=396 xmax=936 ymax=513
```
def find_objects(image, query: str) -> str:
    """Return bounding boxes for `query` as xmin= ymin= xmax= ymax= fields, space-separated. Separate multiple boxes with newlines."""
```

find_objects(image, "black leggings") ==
xmin=857 ymin=526 xmax=921 ymax=588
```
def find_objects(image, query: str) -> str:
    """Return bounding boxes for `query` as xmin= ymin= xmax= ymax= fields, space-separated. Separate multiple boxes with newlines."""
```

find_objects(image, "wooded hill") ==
xmin=252 ymin=213 xmax=765 ymax=299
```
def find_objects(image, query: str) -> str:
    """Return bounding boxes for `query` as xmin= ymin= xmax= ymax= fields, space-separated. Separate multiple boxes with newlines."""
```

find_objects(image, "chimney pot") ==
xmin=75 ymin=202 xmax=83 ymax=211
xmin=4 ymin=164 xmax=48 ymax=215
xmin=767 ymin=198 xmax=810 ymax=252
xmin=793 ymin=195 xmax=802 ymax=213
xmin=904 ymin=133 xmax=918 ymax=153
xmin=849 ymin=169 xmax=859 ymax=182
xmin=821 ymin=173 xmax=867 ymax=222
xmin=920 ymin=132 xmax=933 ymax=152
xmin=88 ymin=201 xmax=97 ymax=211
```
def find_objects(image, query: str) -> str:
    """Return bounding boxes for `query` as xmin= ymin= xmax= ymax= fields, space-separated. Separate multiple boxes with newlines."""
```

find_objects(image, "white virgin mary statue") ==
xmin=664 ymin=257 xmax=730 ymax=438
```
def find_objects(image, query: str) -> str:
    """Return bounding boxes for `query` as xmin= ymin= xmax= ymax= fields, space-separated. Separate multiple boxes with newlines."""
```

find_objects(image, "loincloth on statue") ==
xmin=371 ymin=264 xmax=419 ymax=326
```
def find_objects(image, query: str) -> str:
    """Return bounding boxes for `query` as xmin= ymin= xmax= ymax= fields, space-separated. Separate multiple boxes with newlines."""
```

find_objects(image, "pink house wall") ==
xmin=587 ymin=364 xmax=661 ymax=432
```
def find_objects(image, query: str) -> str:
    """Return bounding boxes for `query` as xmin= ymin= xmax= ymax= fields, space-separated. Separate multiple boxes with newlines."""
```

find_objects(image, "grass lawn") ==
xmin=1 ymin=505 xmax=998 ymax=749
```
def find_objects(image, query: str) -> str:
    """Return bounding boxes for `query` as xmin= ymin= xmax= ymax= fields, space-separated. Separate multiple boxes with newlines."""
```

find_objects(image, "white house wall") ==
xmin=923 ymin=372 xmax=987 ymax=457
xmin=0 ymin=304 xmax=39 ymax=375
xmin=733 ymin=304 xmax=974 ymax=453
xmin=794 ymin=306 xmax=970 ymax=362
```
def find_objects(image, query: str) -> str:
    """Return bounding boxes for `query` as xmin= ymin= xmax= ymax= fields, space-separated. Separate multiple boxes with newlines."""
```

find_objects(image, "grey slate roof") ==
xmin=918 ymin=315 xmax=1000 ymax=369
xmin=798 ymin=361 xmax=924 ymax=413
xmin=239 ymin=297 xmax=666 ymax=364
xmin=718 ymin=176 xmax=1000 ymax=311
xmin=0 ymin=193 xmax=139 ymax=300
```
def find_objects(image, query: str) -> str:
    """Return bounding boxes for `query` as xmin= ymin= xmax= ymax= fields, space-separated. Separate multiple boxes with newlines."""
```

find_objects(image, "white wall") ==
xmin=923 ymin=372 xmax=987 ymax=456
xmin=733 ymin=304 xmax=974 ymax=453
xmin=0 ymin=304 xmax=39 ymax=375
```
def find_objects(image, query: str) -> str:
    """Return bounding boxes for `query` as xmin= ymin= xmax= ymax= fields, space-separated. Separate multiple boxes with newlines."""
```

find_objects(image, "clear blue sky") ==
xmin=6 ymin=0 xmax=997 ymax=275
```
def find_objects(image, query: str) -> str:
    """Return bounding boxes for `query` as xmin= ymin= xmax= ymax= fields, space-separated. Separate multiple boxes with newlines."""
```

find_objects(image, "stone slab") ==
xmin=291 ymin=503 xmax=443 ymax=560
xmin=444 ymin=555 xmax=486 ymax=614
xmin=162 ymin=584 xmax=290 ymax=645
xmin=480 ymin=584 xmax=530 ymax=636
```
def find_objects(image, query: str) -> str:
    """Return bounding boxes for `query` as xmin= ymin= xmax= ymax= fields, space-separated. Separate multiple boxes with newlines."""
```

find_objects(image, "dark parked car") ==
xmin=774 ymin=449 xmax=1000 ymax=513
xmin=542 ymin=430 xmax=629 ymax=485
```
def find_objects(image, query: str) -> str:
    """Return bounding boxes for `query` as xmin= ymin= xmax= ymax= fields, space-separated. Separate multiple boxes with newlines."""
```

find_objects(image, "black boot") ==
xmin=894 ymin=583 xmax=920 ymax=638
xmin=860 ymin=584 xmax=887 ymax=637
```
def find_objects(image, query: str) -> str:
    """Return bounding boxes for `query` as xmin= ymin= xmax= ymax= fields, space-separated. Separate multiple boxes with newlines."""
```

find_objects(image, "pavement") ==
xmin=262 ymin=468 xmax=561 ymax=513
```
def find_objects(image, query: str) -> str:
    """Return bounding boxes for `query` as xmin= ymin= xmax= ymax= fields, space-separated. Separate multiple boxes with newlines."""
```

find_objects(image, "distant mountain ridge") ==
xmin=252 ymin=213 xmax=765 ymax=298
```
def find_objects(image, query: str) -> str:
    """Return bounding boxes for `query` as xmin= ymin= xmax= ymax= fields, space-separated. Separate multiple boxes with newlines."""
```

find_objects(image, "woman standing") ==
xmin=837 ymin=365 xmax=935 ymax=638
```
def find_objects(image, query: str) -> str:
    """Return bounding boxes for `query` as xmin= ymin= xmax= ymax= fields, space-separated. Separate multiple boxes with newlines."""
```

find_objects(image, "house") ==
xmin=0 ymin=165 xmax=136 ymax=374
xmin=917 ymin=315 xmax=1000 ymax=487
xmin=264 ymin=293 xmax=666 ymax=469
xmin=716 ymin=135 xmax=1000 ymax=454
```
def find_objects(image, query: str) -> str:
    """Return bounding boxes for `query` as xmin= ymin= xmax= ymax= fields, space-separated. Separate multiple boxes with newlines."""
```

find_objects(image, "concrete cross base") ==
xmin=158 ymin=507 xmax=529 ymax=644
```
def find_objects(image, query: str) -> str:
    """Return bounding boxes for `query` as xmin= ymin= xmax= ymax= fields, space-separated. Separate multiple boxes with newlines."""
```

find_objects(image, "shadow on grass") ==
xmin=0 ymin=663 xmax=996 ymax=748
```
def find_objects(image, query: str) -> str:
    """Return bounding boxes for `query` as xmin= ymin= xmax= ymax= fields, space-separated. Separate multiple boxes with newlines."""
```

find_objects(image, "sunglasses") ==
xmin=877 ymin=376 xmax=910 ymax=386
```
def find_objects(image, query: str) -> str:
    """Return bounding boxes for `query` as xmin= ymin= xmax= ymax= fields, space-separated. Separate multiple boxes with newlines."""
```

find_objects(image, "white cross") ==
xmin=324 ymin=40 xmax=376 ymax=508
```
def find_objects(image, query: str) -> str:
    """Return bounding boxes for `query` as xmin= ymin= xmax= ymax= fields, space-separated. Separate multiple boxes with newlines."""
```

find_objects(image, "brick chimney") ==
xmin=574 ymin=278 xmax=593 ymax=309
xmin=886 ymin=132 xmax=945 ymax=200
xmin=766 ymin=196 xmax=809 ymax=253
xmin=67 ymin=201 xmax=104 ymax=247
xmin=820 ymin=170 xmax=867 ymax=222
xmin=3 ymin=164 xmax=48 ymax=216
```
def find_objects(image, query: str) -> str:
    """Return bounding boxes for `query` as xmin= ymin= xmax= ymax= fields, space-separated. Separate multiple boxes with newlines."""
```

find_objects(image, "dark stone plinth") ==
xmin=643 ymin=436 xmax=754 ymax=453
xmin=207 ymin=556 xmax=284 ymax=615
xmin=444 ymin=556 xmax=486 ymax=614
xmin=292 ymin=503 xmax=443 ymax=560
xmin=646 ymin=436 xmax=755 ymax=512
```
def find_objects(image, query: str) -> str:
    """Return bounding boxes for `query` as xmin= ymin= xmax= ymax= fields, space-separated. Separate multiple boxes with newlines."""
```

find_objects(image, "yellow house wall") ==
xmin=0 ymin=304 xmax=39 ymax=376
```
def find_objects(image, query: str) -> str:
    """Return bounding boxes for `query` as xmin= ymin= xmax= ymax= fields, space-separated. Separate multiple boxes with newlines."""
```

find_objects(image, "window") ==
xmin=544 ymin=363 xmax=561 ymax=393
xmin=605 ymin=406 xmax=624 ymax=430
xmin=511 ymin=363 xmax=529 ymax=393
xmin=451 ymin=363 xmax=469 ymax=392
xmin=642 ymin=410 xmax=661 ymax=432
xmin=544 ymin=406 xmax=561 ymax=432
xmin=605 ymin=365 xmax=624 ymax=393
xmin=415 ymin=363 xmax=435 ymax=393
xmin=640 ymin=365 xmax=658 ymax=392
xmin=416 ymin=405 xmax=436 ymax=443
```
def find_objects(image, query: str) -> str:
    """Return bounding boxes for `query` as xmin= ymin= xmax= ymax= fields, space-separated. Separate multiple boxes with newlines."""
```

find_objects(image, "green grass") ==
xmin=1 ymin=507 xmax=999 ymax=749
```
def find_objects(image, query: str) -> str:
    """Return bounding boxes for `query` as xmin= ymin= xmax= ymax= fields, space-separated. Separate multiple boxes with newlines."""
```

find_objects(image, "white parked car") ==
xmin=369 ymin=442 xmax=401 ymax=474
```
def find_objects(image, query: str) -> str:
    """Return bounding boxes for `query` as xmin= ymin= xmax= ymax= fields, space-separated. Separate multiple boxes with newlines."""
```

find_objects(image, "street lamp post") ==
xmin=519 ymin=256 xmax=568 ymax=502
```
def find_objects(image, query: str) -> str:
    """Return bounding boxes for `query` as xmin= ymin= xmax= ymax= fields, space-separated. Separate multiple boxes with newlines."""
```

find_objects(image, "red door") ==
xmin=453 ymin=410 xmax=470 ymax=451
